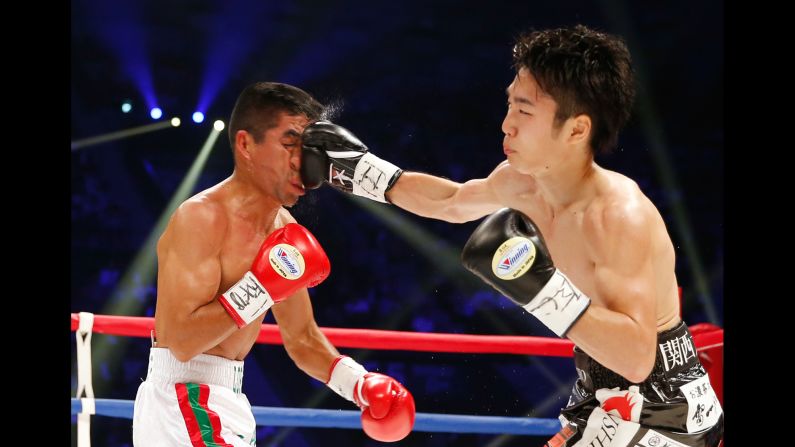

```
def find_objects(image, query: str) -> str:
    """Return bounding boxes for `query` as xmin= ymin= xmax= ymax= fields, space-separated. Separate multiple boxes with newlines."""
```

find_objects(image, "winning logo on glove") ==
xmin=491 ymin=237 xmax=537 ymax=280
xmin=268 ymin=244 xmax=305 ymax=280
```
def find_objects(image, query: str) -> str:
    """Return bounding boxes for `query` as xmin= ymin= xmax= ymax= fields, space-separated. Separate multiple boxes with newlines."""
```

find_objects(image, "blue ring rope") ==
xmin=71 ymin=398 xmax=560 ymax=436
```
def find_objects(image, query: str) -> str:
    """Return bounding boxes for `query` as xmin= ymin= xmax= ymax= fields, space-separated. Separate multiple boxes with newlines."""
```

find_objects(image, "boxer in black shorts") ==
xmin=299 ymin=25 xmax=724 ymax=446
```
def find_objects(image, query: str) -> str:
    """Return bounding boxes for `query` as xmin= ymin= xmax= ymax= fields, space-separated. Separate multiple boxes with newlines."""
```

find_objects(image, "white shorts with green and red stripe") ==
xmin=133 ymin=348 xmax=255 ymax=446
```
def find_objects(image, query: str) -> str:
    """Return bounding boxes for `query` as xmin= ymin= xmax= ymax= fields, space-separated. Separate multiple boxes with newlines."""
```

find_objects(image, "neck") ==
xmin=225 ymin=170 xmax=281 ymax=230
xmin=534 ymin=155 xmax=599 ymax=213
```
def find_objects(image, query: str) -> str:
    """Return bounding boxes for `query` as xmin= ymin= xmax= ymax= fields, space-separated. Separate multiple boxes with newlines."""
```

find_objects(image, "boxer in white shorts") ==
xmin=132 ymin=82 xmax=415 ymax=446
xmin=134 ymin=349 xmax=253 ymax=446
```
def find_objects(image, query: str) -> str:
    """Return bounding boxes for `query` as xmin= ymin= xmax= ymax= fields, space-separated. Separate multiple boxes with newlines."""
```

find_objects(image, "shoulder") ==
xmin=488 ymin=161 xmax=538 ymax=198
xmin=490 ymin=161 xmax=534 ymax=184
xmin=583 ymin=174 xmax=652 ymax=257
xmin=172 ymin=195 xmax=228 ymax=233
xmin=161 ymin=194 xmax=228 ymax=256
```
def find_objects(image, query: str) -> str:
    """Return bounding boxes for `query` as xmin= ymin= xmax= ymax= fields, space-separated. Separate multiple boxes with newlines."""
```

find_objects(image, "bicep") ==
xmin=589 ymin=209 xmax=656 ymax=327
xmin=451 ymin=177 xmax=502 ymax=220
xmin=157 ymin=247 xmax=222 ymax=320
xmin=157 ymin=204 xmax=225 ymax=322
xmin=446 ymin=162 xmax=518 ymax=222
xmin=592 ymin=260 xmax=656 ymax=326
xmin=388 ymin=167 xmax=502 ymax=222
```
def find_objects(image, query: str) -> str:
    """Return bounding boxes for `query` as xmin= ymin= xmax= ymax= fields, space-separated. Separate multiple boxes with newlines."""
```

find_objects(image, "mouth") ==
xmin=289 ymin=180 xmax=306 ymax=195
xmin=503 ymin=146 xmax=515 ymax=155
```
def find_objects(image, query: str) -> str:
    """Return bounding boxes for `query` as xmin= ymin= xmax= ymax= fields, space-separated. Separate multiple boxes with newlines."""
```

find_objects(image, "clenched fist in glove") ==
xmin=326 ymin=356 xmax=415 ymax=442
xmin=300 ymin=120 xmax=403 ymax=203
xmin=462 ymin=208 xmax=591 ymax=337
xmin=218 ymin=223 xmax=330 ymax=327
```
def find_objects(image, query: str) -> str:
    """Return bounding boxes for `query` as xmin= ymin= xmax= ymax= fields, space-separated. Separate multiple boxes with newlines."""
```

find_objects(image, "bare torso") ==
xmin=491 ymin=163 xmax=681 ymax=332
xmin=154 ymin=182 xmax=291 ymax=360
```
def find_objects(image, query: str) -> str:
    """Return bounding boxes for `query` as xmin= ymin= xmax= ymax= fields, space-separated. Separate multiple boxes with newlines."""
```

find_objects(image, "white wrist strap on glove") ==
xmin=351 ymin=153 xmax=402 ymax=203
xmin=218 ymin=271 xmax=274 ymax=328
xmin=326 ymin=356 xmax=368 ymax=404
xmin=522 ymin=269 xmax=591 ymax=337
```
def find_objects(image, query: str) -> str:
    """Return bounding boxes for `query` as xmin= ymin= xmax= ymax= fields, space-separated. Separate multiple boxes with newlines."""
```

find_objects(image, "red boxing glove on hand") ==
xmin=218 ymin=223 xmax=330 ymax=327
xmin=326 ymin=356 xmax=415 ymax=442
xmin=355 ymin=373 xmax=416 ymax=442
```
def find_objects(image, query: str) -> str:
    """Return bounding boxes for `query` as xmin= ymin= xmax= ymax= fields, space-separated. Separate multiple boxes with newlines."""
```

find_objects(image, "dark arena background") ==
xmin=71 ymin=1 xmax=723 ymax=446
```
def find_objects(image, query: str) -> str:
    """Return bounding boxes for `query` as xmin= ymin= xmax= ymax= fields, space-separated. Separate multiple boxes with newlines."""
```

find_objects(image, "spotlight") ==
xmin=213 ymin=120 xmax=225 ymax=131
xmin=121 ymin=102 xmax=132 ymax=113
xmin=192 ymin=112 xmax=205 ymax=123
xmin=150 ymin=108 xmax=163 ymax=119
xmin=171 ymin=117 xmax=181 ymax=127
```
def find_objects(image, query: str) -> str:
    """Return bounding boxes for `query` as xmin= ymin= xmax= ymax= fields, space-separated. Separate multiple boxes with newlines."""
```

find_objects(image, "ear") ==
xmin=234 ymin=130 xmax=252 ymax=163
xmin=566 ymin=114 xmax=591 ymax=146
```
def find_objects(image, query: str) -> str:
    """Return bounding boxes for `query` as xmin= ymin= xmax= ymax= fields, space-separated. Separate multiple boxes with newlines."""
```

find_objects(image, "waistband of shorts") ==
xmin=573 ymin=320 xmax=701 ymax=389
xmin=145 ymin=347 xmax=244 ymax=393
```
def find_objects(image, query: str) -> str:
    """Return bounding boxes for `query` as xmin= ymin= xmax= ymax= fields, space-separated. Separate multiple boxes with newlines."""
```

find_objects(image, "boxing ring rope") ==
xmin=71 ymin=313 xmax=724 ymax=444
xmin=70 ymin=313 xmax=724 ymax=357
xmin=70 ymin=398 xmax=561 ymax=435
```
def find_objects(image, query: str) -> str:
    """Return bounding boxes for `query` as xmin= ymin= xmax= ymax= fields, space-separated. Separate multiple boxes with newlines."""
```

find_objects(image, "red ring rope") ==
xmin=71 ymin=313 xmax=722 ymax=357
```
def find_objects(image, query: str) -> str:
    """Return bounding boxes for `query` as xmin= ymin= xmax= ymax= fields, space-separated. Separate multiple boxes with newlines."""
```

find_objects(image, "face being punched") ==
xmin=243 ymin=112 xmax=310 ymax=207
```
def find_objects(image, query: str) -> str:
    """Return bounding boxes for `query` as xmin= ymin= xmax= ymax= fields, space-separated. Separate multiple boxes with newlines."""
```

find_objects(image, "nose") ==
xmin=289 ymin=144 xmax=302 ymax=171
xmin=501 ymin=113 xmax=516 ymax=138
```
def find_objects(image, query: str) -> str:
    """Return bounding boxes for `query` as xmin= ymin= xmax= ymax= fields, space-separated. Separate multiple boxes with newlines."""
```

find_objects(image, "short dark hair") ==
xmin=512 ymin=25 xmax=636 ymax=154
xmin=228 ymin=82 xmax=324 ymax=149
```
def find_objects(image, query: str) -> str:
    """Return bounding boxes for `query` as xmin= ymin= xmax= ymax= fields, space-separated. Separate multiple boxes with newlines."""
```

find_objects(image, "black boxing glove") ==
xmin=301 ymin=121 xmax=402 ymax=203
xmin=462 ymin=208 xmax=591 ymax=337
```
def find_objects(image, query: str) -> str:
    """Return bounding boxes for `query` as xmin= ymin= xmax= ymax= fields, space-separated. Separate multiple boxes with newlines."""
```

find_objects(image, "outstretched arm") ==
xmin=387 ymin=171 xmax=503 ymax=223
xmin=301 ymin=120 xmax=504 ymax=222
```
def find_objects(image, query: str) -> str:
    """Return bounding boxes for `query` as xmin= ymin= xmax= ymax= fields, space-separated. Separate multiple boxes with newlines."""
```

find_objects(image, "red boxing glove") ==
xmin=355 ymin=373 xmax=416 ymax=443
xmin=326 ymin=356 xmax=415 ymax=442
xmin=218 ymin=223 xmax=330 ymax=327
